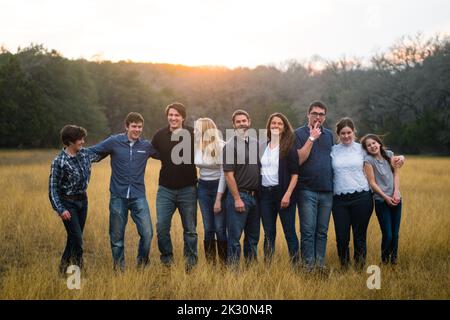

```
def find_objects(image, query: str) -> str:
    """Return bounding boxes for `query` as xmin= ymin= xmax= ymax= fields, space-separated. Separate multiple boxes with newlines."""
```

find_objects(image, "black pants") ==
xmin=332 ymin=191 xmax=373 ymax=269
xmin=60 ymin=198 xmax=88 ymax=272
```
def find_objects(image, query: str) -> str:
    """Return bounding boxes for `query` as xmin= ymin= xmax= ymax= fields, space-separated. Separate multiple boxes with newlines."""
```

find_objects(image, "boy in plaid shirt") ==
xmin=49 ymin=125 xmax=103 ymax=274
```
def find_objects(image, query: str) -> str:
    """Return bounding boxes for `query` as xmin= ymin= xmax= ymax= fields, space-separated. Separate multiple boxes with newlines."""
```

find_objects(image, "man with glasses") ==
xmin=295 ymin=101 xmax=334 ymax=274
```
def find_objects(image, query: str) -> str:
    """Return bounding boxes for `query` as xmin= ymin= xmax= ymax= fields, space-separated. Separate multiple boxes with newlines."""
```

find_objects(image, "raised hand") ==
xmin=309 ymin=122 xmax=322 ymax=140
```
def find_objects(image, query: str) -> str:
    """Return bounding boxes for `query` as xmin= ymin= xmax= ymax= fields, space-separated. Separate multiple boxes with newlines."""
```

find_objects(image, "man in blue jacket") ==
xmin=90 ymin=112 xmax=159 ymax=272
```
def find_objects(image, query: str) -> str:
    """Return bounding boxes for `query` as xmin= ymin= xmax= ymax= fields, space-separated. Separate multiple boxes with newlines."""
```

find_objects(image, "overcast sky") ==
xmin=1 ymin=0 xmax=449 ymax=68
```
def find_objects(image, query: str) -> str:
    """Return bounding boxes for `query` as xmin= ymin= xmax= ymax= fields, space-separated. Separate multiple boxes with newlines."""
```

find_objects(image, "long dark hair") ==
xmin=266 ymin=112 xmax=295 ymax=159
xmin=360 ymin=134 xmax=394 ymax=172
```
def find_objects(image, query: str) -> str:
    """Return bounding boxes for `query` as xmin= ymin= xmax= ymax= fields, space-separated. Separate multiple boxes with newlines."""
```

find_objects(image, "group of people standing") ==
xmin=49 ymin=101 xmax=405 ymax=275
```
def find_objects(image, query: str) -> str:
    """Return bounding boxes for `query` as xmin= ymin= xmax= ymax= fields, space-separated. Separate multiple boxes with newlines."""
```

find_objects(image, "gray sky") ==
xmin=1 ymin=0 xmax=449 ymax=68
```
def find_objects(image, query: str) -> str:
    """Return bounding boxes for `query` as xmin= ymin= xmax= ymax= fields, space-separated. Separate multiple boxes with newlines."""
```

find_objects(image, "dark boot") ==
xmin=217 ymin=240 xmax=227 ymax=265
xmin=204 ymin=240 xmax=217 ymax=264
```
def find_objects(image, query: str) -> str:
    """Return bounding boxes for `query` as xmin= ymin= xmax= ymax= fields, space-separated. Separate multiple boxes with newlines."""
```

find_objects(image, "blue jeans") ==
xmin=260 ymin=186 xmax=299 ymax=263
xmin=375 ymin=199 xmax=402 ymax=264
xmin=297 ymin=189 xmax=333 ymax=269
xmin=332 ymin=191 xmax=374 ymax=269
xmin=156 ymin=185 xmax=198 ymax=268
xmin=109 ymin=194 xmax=153 ymax=271
xmin=60 ymin=198 xmax=87 ymax=271
xmin=226 ymin=192 xmax=260 ymax=266
xmin=197 ymin=179 xmax=227 ymax=242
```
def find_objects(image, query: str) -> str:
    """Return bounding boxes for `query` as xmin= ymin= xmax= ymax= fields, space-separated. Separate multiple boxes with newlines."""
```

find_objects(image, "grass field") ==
xmin=0 ymin=150 xmax=449 ymax=299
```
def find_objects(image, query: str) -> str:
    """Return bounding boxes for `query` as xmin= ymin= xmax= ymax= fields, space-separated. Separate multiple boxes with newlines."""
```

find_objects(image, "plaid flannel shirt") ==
xmin=48 ymin=148 xmax=102 ymax=215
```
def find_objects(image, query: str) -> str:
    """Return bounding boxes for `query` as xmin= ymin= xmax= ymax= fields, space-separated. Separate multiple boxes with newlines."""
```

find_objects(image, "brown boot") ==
xmin=204 ymin=240 xmax=217 ymax=264
xmin=217 ymin=240 xmax=228 ymax=265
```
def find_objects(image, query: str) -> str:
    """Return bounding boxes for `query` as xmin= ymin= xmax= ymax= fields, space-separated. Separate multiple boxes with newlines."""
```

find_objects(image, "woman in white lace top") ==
xmin=330 ymin=117 xmax=374 ymax=270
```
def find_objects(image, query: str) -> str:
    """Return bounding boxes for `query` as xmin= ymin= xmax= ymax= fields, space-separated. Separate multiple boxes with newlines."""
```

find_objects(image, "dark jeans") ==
xmin=109 ymin=195 xmax=153 ymax=271
xmin=226 ymin=192 xmax=260 ymax=266
xmin=60 ymin=198 xmax=88 ymax=272
xmin=260 ymin=186 xmax=299 ymax=263
xmin=156 ymin=185 xmax=198 ymax=268
xmin=332 ymin=190 xmax=374 ymax=269
xmin=375 ymin=200 xmax=402 ymax=264
xmin=197 ymin=179 xmax=227 ymax=242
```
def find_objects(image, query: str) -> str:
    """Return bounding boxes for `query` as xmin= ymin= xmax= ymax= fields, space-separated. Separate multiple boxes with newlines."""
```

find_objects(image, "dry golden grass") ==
xmin=0 ymin=150 xmax=449 ymax=299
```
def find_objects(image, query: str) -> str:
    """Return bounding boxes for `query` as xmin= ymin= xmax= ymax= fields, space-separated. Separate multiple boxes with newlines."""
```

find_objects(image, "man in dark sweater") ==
xmin=151 ymin=102 xmax=198 ymax=271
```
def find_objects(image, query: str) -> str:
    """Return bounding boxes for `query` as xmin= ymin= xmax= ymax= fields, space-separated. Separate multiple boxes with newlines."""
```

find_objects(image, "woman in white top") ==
xmin=330 ymin=117 xmax=375 ymax=270
xmin=194 ymin=118 xmax=227 ymax=264
xmin=260 ymin=113 xmax=299 ymax=264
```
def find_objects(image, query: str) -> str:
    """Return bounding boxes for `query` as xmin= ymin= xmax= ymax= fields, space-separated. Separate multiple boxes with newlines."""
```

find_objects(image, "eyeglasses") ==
xmin=309 ymin=112 xmax=326 ymax=118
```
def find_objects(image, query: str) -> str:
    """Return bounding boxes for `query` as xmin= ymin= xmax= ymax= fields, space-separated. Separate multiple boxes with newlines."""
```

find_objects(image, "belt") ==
xmin=61 ymin=193 xmax=87 ymax=201
xmin=239 ymin=189 xmax=257 ymax=197
xmin=261 ymin=185 xmax=280 ymax=191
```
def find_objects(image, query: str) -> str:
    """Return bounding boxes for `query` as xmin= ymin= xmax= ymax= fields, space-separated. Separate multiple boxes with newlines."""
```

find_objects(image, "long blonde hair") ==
xmin=194 ymin=118 xmax=224 ymax=164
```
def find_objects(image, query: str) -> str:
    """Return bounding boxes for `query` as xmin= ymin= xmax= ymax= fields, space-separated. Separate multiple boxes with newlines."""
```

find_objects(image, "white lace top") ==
xmin=331 ymin=142 xmax=370 ymax=195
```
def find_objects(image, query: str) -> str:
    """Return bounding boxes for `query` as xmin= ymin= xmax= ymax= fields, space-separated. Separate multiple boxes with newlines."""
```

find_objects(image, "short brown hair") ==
xmin=308 ymin=100 xmax=327 ymax=114
xmin=231 ymin=109 xmax=250 ymax=123
xmin=60 ymin=125 xmax=87 ymax=146
xmin=125 ymin=112 xmax=144 ymax=127
xmin=336 ymin=117 xmax=356 ymax=135
xmin=165 ymin=102 xmax=186 ymax=120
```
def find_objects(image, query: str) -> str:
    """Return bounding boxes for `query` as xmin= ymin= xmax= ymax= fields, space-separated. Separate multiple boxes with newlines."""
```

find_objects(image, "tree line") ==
xmin=1 ymin=33 xmax=449 ymax=154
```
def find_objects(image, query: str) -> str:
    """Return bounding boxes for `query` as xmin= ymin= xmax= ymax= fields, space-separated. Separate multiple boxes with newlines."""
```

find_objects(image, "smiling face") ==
xmin=338 ymin=126 xmax=355 ymax=145
xmin=269 ymin=116 xmax=285 ymax=136
xmin=233 ymin=114 xmax=250 ymax=134
xmin=167 ymin=107 xmax=184 ymax=131
xmin=364 ymin=138 xmax=382 ymax=156
xmin=307 ymin=106 xmax=326 ymax=127
xmin=126 ymin=121 xmax=143 ymax=141
xmin=70 ymin=137 xmax=85 ymax=152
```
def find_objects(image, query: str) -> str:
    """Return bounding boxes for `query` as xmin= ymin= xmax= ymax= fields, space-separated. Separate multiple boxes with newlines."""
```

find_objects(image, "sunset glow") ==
xmin=1 ymin=0 xmax=449 ymax=67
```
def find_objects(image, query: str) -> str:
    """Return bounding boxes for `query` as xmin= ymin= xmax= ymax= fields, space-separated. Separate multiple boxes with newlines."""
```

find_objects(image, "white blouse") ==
xmin=331 ymin=142 xmax=370 ymax=195
xmin=261 ymin=144 xmax=279 ymax=187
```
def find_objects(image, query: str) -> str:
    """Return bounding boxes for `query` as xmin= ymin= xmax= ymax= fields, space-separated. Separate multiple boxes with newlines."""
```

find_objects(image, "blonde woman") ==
xmin=194 ymin=118 xmax=227 ymax=264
